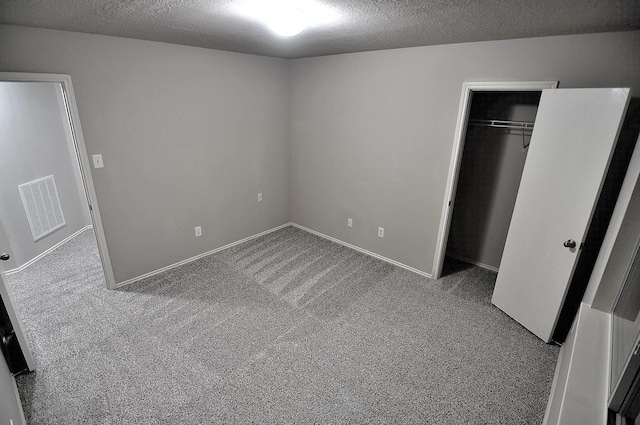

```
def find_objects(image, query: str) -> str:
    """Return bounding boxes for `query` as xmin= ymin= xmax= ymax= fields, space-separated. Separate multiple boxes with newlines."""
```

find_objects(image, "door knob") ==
xmin=0 ymin=253 xmax=9 ymax=261
xmin=563 ymin=240 xmax=577 ymax=249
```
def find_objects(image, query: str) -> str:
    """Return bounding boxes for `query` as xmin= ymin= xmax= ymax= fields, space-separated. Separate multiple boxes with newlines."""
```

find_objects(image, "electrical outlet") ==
xmin=258 ymin=192 xmax=262 ymax=202
xmin=195 ymin=226 xmax=202 ymax=237
xmin=378 ymin=227 xmax=384 ymax=238
xmin=347 ymin=218 xmax=353 ymax=227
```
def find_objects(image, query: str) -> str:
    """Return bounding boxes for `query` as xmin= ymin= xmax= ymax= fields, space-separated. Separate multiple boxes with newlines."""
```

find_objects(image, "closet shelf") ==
xmin=469 ymin=119 xmax=534 ymax=131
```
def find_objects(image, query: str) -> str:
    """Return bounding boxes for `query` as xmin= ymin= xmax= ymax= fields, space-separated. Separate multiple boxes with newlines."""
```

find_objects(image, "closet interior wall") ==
xmin=446 ymin=91 xmax=542 ymax=271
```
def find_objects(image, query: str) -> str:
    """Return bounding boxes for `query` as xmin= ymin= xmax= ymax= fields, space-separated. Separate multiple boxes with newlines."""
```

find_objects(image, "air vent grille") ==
xmin=19 ymin=175 xmax=66 ymax=241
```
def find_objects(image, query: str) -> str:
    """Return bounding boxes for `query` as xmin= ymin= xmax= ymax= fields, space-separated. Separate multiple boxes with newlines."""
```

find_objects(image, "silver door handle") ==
xmin=0 ymin=253 xmax=9 ymax=261
xmin=563 ymin=240 xmax=577 ymax=249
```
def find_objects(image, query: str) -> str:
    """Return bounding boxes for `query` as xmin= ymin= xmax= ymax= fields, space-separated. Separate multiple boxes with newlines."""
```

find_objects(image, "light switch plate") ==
xmin=92 ymin=154 xmax=104 ymax=168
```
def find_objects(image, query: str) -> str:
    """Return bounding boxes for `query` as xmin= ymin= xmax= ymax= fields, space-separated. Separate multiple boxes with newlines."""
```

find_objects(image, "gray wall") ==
xmin=447 ymin=92 xmax=540 ymax=270
xmin=0 ymin=81 xmax=91 ymax=268
xmin=289 ymin=31 xmax=640 ymax=275
xmin=1 ymin=26 xmax=638 ymax=282
xmin=0 ymin=25 xmax=291 ymax=284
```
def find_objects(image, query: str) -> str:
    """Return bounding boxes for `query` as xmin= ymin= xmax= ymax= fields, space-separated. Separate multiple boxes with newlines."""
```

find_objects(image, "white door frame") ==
xmin=0 ymin=72 xmax=116 ymax=289
xmin=432 ymin=81 xmax=559 ymax=279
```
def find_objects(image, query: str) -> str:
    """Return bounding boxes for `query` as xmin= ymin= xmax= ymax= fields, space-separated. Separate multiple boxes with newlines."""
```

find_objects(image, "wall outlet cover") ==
xmin=348 ymin=218 xmax=353 ymax=227
xmin=195 ymin=226 xmax=202 ymax=237
xmin=378 ymin=227 xmax=384 ymax=238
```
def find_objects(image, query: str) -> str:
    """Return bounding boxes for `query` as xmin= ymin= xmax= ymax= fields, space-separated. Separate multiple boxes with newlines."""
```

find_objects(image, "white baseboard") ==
xmin=445 ymin=252 xmax=499 ymax=272
xmin=4 ymin=225 xmax=93 ymax=275
xmin=291 ymin=223 xmax=432 ymax=279
xmin=115 ymin=223 xmax=291 ymax=288
xmin=116 ymin=222 xmax=433 ymax=289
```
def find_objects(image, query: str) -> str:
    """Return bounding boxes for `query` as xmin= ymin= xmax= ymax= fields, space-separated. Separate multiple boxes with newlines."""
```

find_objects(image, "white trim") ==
xmin=432 ymin=81 xmax=559 ymax=279
xmin=115 ymin=223 xmax=291 ymax=288
xmin=10 ymin=374 xmax=27 ymax=425
xmin=0 ymin=73 xmax=116 ymax=290
xmin=0 ymin=276 xmax=35 ymax=372
xmin=608 ymin=240 xmax=640 ymax=406
xmin=445 ymin=252 xmax=499 ymax=272
xmin=291 ymin=223 xmax=432 ymax=278
xmin=609 ymin=235 xmax=640 ymax=316
xmin=543 ymin=303 xmax=611 ymax=425
xmin=606 ymin=310 xmax=613 ymax=406
xmin=4 ymin=226 xmax=93 ymax=275
xmin=542 ymin=340 xmax=565 ymax=425
xmin=588 ymin=134 xmax=640 ymax=309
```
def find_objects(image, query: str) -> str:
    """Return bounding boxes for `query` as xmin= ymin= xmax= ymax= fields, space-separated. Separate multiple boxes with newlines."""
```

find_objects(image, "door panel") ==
xmin=0 ymin=252 xmax=35 ymax=372
xmin=491 ymin=88 xmax=631 ymax=342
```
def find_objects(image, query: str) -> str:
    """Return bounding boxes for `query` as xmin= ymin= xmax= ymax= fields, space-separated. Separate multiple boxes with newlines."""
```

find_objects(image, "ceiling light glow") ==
xmin=233 ymin=0 xmax=340 ymax=38
xmin=265 ymin=4 xmax=306 ymax=36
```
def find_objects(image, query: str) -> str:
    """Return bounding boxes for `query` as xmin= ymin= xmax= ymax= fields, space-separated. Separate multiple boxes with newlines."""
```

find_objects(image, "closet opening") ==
xmin=432 ymin=81 xmax=558 ymax=279
xmin=445 ymin=91 xmax=541 ymax=273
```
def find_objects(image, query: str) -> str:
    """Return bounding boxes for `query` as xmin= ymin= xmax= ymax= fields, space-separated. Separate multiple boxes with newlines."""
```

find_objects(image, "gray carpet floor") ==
xmin=7 ymin=226 xmax=559 ymax=424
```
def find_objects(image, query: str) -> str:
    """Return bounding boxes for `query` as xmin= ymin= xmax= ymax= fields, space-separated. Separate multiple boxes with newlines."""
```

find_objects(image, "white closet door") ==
xmin=491 ymin=88 xmax=630 ymax=342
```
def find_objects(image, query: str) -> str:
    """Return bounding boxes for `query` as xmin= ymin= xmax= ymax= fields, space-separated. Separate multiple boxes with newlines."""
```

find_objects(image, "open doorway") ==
xmin=0 ymin=74 xmax=115 ymax=378
xmin=0 ymin=73 xmax=113 ymax=289
xmin=0 ymin=81 xmax=95 ymax=274
xmin=445 ymin=91 xmax=542 ymax=272
xmin=432 ymin=81 xmax=558 ymax=279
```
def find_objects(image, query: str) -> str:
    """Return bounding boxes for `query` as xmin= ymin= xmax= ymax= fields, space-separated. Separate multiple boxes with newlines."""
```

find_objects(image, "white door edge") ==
xmin=491 ymin=88 xmax=631 ymax=342
xmin=0 ymin=274 xmax=35 ymax=371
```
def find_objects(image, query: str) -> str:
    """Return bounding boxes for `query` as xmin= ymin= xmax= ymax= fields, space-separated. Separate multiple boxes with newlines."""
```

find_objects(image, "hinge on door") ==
xmin=448 ymin=200 xmax=451 ymax=207
xmin=89 ymin=205 xmax=93 ymax=211
xmin=579 ymin=242 xmax=584 ymax=250
xmin=634 ymin=341 xmax=640 ymax=357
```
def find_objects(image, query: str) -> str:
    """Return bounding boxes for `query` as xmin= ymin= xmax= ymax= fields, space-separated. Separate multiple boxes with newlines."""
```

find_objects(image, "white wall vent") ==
xmin=19 ymin=175 xmax=66 ymax=241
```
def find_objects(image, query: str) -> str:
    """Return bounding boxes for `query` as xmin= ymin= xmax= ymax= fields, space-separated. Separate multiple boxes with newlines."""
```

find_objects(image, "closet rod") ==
xmin=468 ymin=119 xmax=534 ymax=131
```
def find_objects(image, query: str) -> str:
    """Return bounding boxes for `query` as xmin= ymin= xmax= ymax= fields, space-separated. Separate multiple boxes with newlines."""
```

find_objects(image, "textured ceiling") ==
xmin=1 ymin=0 xmax=639 ymax=58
